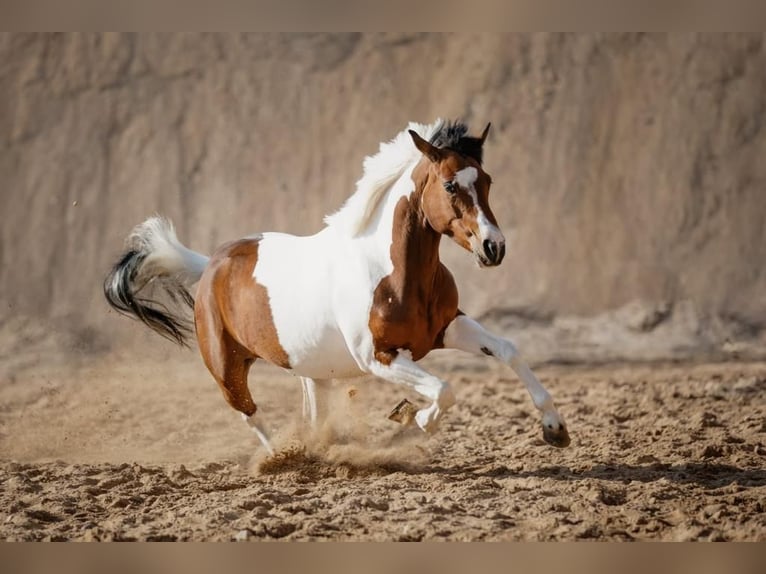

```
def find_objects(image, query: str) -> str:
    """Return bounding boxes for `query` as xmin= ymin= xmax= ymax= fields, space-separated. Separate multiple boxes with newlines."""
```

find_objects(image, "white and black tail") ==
xmin=104 ymin=216 xmax=209 ymax=346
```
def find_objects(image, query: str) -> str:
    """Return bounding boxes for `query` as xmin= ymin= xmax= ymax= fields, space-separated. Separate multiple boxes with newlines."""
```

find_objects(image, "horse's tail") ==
xmin=104 ymin=216 xmax=209 ymax=346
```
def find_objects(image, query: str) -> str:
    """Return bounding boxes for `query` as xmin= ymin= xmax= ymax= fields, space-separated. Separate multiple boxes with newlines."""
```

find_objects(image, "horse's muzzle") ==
xmin=482 ymin=239 xmax=506 ymax=266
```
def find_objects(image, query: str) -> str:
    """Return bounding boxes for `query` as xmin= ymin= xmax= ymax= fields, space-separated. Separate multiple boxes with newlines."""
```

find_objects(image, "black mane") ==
xmin=429 ymin=120 xmax=484 ymax=164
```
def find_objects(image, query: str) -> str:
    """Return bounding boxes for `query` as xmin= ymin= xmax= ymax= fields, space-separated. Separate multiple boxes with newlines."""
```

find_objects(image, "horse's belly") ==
xmin=281 ymin=326 xmax=364 ymax=380
xmin=253 ymin=231 xmax=369 ymax=380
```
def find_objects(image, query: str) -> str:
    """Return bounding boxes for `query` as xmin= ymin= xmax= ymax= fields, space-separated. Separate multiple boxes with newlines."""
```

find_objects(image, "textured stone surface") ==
xmin=2 ymin=33 xmax=765 ymax=355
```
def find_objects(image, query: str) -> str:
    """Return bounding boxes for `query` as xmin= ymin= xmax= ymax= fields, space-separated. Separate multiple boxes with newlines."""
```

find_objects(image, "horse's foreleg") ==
xmin=367 ymin=354 xmax=455 ymax=433
xmin=442 ymin=314 xmax=570 ymax=448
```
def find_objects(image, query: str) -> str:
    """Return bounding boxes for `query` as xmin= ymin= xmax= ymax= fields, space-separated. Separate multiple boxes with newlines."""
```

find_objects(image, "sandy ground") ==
xmin=1 ymin=352 xmax=765 ymax=542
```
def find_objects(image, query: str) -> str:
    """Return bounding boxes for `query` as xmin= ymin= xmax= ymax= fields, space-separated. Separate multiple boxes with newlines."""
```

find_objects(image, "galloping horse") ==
xmin=104 ymin=119 xmax=570 ymax=454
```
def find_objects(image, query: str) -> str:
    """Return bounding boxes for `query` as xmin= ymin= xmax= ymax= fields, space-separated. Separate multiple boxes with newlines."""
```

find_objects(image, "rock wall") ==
xmin=2 ymin=33 xmax=765 ymax=357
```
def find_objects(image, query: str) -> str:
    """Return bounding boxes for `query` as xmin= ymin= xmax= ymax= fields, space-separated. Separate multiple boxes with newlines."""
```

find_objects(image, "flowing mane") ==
xmin=324 ymin=119 xmax=445 ymax=236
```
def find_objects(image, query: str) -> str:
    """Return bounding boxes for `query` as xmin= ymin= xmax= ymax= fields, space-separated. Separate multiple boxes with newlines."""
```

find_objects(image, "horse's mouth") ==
xmin=474 ymin=242 xmax=505 ymax=268
xmin=475 ymin=252 xmax=495 ymax=268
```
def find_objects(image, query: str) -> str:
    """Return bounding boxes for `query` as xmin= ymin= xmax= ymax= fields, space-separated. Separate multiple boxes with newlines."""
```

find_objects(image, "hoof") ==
xmin=543 ymin=422 xmax=571 ymax=448
xmin=388 ymin=398 xmax=417 ymax=426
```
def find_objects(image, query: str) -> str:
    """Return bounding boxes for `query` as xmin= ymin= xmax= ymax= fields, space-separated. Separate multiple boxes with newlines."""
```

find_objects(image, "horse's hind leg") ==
xmin=196 ymin=317 xmax=275 ymax=455
xmin=300 ymin=377 xmax=332 ymax=430
xmin=227 ymin=357 xmax=275 ymax=456
xmin=300 ymin=377 xmax=318 ymax=426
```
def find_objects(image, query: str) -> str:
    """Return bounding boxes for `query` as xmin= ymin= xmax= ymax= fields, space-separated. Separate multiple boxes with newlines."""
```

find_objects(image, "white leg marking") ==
xmin=300 ymin=377 xmax=331 ymax=429
xmin=442 ymin=315 xmax=569 ymax=447
xmin=300 ymin=377 xmax=318 ymax=425
xmin=242 ymin=413 xmax=275 ymax=456
xmin=368 ymin=353 xmax=455 ymax=433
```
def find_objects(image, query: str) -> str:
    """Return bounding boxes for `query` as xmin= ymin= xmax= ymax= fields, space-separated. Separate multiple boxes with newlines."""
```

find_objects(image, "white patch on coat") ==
xmin=253 ymin=161 xmax=420 ymax=380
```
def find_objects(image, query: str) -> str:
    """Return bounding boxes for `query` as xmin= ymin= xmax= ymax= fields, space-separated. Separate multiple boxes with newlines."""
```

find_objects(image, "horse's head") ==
xmin=408 ymin=124 xmax=506 ymax=267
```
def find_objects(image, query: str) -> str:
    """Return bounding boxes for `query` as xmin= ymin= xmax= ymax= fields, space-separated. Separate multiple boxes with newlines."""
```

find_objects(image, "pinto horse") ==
xmin=104 ymin=119 xmax=570 ymax=454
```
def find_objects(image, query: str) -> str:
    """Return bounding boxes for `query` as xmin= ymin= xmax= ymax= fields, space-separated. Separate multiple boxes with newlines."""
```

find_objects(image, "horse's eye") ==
xmin=443 ymin=181 xmax=457 ymax=194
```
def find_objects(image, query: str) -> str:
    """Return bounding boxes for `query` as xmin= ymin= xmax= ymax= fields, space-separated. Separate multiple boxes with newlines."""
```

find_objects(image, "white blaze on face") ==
xmin=454 ymin=166 xmax=478 ymax=189
xmin=453 ymin=167 xmax=505 ymax=251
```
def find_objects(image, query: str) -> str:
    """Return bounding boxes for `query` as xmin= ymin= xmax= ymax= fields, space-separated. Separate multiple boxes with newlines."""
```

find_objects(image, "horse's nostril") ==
xmin=483 ymin=240 xmax=498 ymax=263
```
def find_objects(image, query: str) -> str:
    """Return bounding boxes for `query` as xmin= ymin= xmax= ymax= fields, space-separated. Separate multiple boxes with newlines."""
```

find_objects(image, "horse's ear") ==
xmin=479 ymin=122 xmax=491 ymax=145
xmin=409 ymin=130 xmax=442 ymax=163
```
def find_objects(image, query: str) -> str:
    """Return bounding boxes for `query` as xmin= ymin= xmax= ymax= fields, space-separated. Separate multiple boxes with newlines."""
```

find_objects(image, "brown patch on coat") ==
xmin=194 ymin=238 xmax=290 ymax=415
xmin=368 ymin=160 xmax=460 ymax=365
xmin=202 ymin=238 xmax=291 ymax=369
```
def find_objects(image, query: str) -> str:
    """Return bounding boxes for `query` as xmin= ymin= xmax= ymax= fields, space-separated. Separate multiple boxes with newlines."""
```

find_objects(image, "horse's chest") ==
xmin=368 ymin=265 xmax=458 ymax=362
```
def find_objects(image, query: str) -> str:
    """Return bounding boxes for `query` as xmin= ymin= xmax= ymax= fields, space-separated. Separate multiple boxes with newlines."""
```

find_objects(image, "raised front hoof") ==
xmin=388 ymin=398 xmax=417 ymax=426
xmin=542 ymin=422 xmax=571 ymax=448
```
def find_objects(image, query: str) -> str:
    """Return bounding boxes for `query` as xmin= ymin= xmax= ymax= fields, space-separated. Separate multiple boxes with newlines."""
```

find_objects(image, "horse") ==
xmin=104 ymin=119 xmax=570 ymax=455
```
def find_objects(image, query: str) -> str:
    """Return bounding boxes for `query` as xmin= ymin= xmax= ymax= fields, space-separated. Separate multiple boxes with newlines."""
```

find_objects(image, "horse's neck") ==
xmin=373 ymin=163 xmax=442 ymax=289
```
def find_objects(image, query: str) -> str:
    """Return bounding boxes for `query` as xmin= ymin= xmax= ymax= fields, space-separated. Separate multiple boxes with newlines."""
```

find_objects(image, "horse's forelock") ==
xmin=429 ymin=121 xmax=484 ymax=164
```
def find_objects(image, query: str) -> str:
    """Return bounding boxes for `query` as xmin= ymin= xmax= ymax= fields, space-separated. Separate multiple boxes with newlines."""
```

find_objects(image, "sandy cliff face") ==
xmin=1 ymin=33 xmax=765 ymax=359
